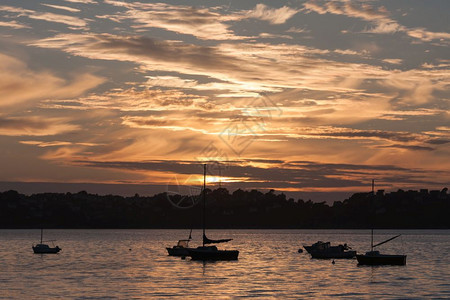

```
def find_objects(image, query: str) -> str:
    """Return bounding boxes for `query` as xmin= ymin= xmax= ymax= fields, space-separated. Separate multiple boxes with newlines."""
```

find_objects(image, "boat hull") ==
xmin=311 ymin=250 xmax=356 ymax=259
xmin=166 ymin=247 xmax=193 ymax=257
xmin=188 ymin=248 xmax=239 ymax=261
xmin=356 ymin=254 xmax=406 ymax=265
xmin=32 ymin=244 xmax=61 ymax=254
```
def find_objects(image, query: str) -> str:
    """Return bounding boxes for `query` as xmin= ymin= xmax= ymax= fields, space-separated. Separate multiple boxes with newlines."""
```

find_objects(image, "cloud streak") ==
xmin=0 ymin=53 xmax=105 ymax=110
xmin=0 ymin=5 xmax=88 ymax=29
xmin=304 ymin=0 xmax=450 ymax=43
xmin=68 ymin=158 xmax=450 ymax=192
xmin=0 ymin=117 xmax=79 ymax=136
xmin=246 ymin=4 xmax=299 ymax=24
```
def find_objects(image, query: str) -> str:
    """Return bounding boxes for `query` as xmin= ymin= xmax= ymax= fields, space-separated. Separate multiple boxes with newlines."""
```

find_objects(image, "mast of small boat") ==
xmin=371 ymin=179 xmax=374 ymax=252
xmin=40 ymin=228 xmax=43 ymax=244
xmin=202 ymin=164 xmax=206 ymax=247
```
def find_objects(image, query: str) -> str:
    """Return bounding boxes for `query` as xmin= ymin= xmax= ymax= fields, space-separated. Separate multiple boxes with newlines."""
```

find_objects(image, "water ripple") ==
xmin=0 ymin=229 xmax=448 ymax=299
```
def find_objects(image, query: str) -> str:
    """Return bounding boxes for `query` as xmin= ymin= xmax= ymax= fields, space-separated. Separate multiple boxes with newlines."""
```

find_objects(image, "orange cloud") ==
xmin=246 ymin=4 xmax=299 ymax=24
xmin=0 ymin=53 xmax=105 ymax=110
xmin=0 ymin=117 xmax=79 ymax=136
xmin=0 ymin=5 xmax=88 ymax=29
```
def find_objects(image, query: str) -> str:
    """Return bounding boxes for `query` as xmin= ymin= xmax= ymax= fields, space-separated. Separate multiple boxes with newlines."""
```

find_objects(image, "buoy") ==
xmin=332 ymin=260 xmax=335 ymax=264
xmin=129 ymin=248 xmax=132 ymax=251
xmin=298 ymin=249 xmax=303 ymax=253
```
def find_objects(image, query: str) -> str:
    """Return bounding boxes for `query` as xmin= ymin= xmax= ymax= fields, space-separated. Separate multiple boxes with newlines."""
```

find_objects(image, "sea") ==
xmin=0 ymin=229 xmax=448 ymax=299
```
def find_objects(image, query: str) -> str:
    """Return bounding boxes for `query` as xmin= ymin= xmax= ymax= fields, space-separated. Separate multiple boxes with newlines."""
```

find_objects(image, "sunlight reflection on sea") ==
xmin=0 ymin=229 xmax=448 ymax=299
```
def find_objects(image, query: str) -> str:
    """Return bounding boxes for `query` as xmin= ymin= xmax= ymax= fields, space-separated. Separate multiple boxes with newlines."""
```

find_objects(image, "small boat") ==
xmin=356 ymin=180 xmax=406 ymax=266
xmin=167 ymin=228 xmax=195 ymax=256
xmin=167 ymin=239 xmax=193 ymax=256
xmin=187 ymin=164 xmax=239 ymax=261
xmin=32 ymin=228 xmax=61 ymax=254
xmin=356 ymin=232 xmax=406 ymax=265
xmin=304 ymin=241 xmax=356 ymax=259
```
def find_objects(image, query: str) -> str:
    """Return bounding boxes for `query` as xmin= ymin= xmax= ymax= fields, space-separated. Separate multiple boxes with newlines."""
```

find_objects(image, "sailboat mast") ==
xmin=202 ymin=164 xmax=206 ymax=247
xmin=371 ymin=179 xmax=374 ymax=251
xmin=40 ymin=228 xmax=43 ymax=244
xmin=371 ymin=228 xmax=373 ymax=251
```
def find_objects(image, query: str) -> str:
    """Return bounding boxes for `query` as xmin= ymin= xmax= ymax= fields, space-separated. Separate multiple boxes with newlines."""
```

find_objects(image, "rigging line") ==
xmin=373 ymin=234 xmax=402 ymax=248
xmin=401 ymin=234 xmax=405 ymax=255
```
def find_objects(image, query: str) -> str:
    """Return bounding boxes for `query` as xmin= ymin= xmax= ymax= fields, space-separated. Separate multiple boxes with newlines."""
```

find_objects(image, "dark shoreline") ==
xmin=2 ymin=227 xmax=450 ymax=230
xmin=1 ymin=187 xmax=449 ymax=229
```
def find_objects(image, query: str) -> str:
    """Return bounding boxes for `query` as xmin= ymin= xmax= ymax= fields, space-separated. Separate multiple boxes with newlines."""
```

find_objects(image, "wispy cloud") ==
xmin=28 ymin=12 xmax=87 ymax=28
xmin=64 ymin=0 xmax=97 ymax=3
xmin=286 ymin=26 xmax=308 ymax=33
xmin=406 ymin=28 xmax=450 ymax=42
xmin=258 ymin=32 xmax=293 ymax=39
xmin=383 ymin=58 xmax=402 ymax=65
xmin=304 ymin=0 xmax=450 ymax=43
xmin=41 ymin=3 xmax=81 ymax=13
xmin=0 ymin=117 xmax=79 ymax=136
xmin=0 ymin=53 xmax=105 ymax=110
xmin=0 ymin=20 xmax=30 ymax=29
xmin=0 ymin=5 xmax=88 ymax=29
xmin=40 ymin=88 xmax=210 ymax=112
xmin=29 ymin=31 xmax=449 ymax=111
xmin=101 ymin=1 xmax=244 ymax=40
xmin=246 ymin=4 xmax=299 ymax=24
xmin=100 ymin=2 xmax=299 ymax=40
xmin=29 ymin=33 xmax=385 ymax=93
xmin=20 ymin=140 xmax=101 ymax=147
xmin=64 ymin=158 xmax=450 ymax=192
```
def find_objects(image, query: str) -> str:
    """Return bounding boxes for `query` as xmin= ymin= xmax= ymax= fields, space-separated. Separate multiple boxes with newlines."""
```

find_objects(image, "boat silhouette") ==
xmin=32 ymin=228 xmax=61 ymax=254
xmin=187 ymin=164 xmax=239 ymax=261
xmin=167 ymin=229 xmax=194 ymax=257
xmin=304 ymin=241 xmax=356 ymax=259
xmin=356 ymin=180 xmax=406 ymax=265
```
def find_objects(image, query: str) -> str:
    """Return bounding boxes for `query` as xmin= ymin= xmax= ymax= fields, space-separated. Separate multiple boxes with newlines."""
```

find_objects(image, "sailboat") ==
xmin=187 ymin=164 xmax=239 ymax=261
xmin=32 ymin=228 xmax=61 ymax=254
xmin=356 ymin=180 xmax=406 ymax=265
xmin=356 ymin=231 xmax=406 ymax=265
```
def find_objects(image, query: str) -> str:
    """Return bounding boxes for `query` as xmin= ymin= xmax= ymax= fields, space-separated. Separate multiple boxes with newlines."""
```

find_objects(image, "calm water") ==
xmin=0 ymin=229 xmax=449 ymax=299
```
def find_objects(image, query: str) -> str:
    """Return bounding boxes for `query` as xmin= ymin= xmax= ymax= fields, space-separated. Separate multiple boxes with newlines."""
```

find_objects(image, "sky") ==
xmin=0 ymin=0 xmax=449 ymax=202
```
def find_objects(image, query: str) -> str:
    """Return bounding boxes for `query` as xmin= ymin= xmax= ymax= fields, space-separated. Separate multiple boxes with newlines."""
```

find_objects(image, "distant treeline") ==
xmin=0 ymin=187 xmax=449 ymax=229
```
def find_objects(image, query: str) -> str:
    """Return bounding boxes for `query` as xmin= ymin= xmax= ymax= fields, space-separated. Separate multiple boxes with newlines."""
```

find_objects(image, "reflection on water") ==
xmin=0 ymin=229 xmax=449 ymax=299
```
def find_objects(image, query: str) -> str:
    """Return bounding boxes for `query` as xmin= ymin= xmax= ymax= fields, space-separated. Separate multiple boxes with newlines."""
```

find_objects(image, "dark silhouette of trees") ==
xmin=0 ymin=187 xmax=448 ymax=229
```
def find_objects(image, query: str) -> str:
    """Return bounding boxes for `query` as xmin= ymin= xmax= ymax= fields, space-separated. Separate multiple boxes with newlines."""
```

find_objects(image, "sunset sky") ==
xmin=0 ymin=0 xmax=449 ymax=202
